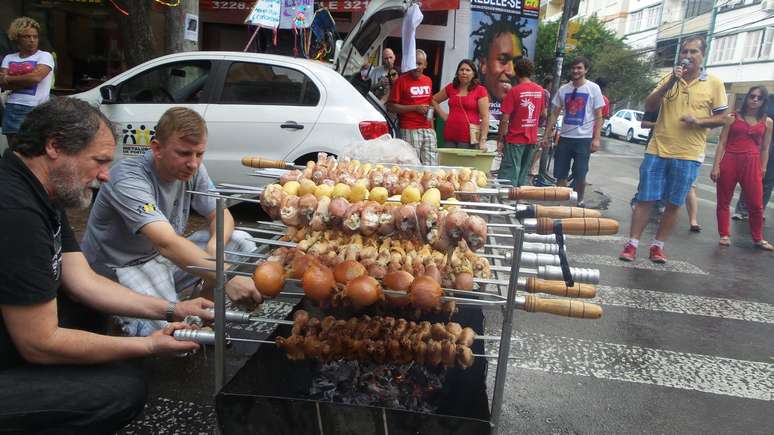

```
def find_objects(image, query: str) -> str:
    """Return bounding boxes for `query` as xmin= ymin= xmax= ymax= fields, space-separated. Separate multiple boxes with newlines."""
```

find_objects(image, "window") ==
xmin=623 ymin=112 xmax=632 ymax=121
xmin=629 ymin=10 xmax=642 ymax=33
xmin=647 ymin=6 xmax=660 ymax=28
xmin=116 ymin=61 xmax=211 ymax=104
xmin=219 ymin=62 xmax=320 ymax=106
xmin=684 ymin=0 xmax=713 ymax=19
xmin=743 ymin=30 xmax=764 ymax=60
xmin=711 ymin=34 xmax=738 ymax=63
xmin=763 ymin=27 xmax=774 ymax=59
xmin=634 ymin=112 xmax=643 ymax=121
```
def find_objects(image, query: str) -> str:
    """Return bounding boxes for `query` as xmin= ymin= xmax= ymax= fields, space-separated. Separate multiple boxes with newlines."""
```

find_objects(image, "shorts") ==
xmin=553 ymin=137 xmax=592 ymax=181
xmin=113 ymin=229 xmax=256 ymax=336
xmin=636 ymin=154 xmax=700 ymax=206
xmin=400 ymin=128 xmax=438 ymax=166
xmin=1 ymin=103 xmax=35 ymax=134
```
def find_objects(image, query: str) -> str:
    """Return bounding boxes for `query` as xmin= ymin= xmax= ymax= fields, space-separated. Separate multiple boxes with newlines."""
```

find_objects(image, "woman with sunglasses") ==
xmin=711 ymin=86 xmax=773 ymax=250
xmin=432 ymin=59 xmax=489 ymax=150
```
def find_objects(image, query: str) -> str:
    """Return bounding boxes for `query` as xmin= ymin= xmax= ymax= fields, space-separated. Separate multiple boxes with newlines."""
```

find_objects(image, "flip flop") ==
xmin=690 ymin=225 xmax=702 ymax=233
xmin=719 ymin=237 xmax=731 ymax=246
xmin=754 ymin=240 xmax=774 ymax=251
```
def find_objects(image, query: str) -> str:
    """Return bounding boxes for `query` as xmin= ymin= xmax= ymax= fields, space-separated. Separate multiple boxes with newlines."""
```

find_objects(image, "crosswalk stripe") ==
xmin=572 ymin=254 xmax=709 ymax=275
xmin=566 ymin=235 xmax=629 ymax=243
xmin=486 ymin=331 xmax=774 ymax=401
xmin=594 ymin=286 xmax=774 ymax=324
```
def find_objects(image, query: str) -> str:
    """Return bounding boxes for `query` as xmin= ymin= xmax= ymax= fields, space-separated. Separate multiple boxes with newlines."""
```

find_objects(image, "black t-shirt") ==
xmin=0 ymin=150 xmax=80 ymax=370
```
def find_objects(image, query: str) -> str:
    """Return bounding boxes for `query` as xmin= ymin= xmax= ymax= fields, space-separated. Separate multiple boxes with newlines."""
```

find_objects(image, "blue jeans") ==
xmin=1 ymin=103 xmax=35 ymax=135
xmin=553 ymin=137 xmax=591 ymax=181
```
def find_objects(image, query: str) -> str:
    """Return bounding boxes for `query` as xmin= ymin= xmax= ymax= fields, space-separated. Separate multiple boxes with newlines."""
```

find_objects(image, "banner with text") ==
xmin=468 ymin=0 xmax=539 ymax=120
xmin=280 ymin=0 xmax=314 ymax=28
xmin=246 ymin=0 xmax=282 ymax=28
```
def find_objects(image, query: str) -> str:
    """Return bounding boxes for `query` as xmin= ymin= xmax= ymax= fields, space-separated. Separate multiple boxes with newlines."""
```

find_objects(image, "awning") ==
xmin=316 ymin=0 xmax=459 ymax=12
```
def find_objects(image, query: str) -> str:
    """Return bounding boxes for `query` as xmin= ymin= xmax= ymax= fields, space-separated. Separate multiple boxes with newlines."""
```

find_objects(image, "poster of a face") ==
xmin=469 ymin=0 xmax=538 ymax=119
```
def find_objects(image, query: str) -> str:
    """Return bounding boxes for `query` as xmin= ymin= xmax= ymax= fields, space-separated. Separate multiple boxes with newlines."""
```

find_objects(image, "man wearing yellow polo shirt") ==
xmin=619 ymin=36 xmax=728 ymax=263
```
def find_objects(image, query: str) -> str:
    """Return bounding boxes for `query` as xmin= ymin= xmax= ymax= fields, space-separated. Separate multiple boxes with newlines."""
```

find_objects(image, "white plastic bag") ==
xmin=340 ymin=134 xmax=421 ymax=165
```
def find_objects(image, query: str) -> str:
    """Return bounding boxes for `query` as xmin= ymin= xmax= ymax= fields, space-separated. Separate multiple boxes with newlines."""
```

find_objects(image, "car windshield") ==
xmin=634 ymin=112 xmax=643 ymax=121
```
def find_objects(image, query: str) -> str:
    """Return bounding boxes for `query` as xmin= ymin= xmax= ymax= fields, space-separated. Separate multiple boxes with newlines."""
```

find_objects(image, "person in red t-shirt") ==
xmin=387 ymin=49 xmax=438 ymax=165
xmin=497 ymin=58 xmax=546 ymax=186
xmin=432 ymin=59 xmax=490 ymax=150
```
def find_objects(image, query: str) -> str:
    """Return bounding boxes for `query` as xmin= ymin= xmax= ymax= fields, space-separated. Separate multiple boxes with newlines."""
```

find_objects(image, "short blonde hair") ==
xmin=155 ymin=107 xmax=207 ymax=145
xmin=8 ymin=17 xmax=40 ymax=42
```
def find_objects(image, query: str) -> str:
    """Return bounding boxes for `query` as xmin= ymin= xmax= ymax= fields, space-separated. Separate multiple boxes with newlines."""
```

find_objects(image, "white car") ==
xmin=72 ymin=51 xmax=394 ymax=186
xmin=603 ymin=109 xmax=650 ymax=143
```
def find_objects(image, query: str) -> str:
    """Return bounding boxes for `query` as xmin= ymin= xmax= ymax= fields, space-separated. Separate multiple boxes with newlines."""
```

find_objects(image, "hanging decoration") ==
xmin=152 ymin=0 xmax=181 ymax=6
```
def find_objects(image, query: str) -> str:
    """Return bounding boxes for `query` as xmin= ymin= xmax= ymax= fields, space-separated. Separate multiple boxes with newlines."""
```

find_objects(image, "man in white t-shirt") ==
xmin=0 ymin=17 xmax=54 ymax=146
xmin=542 ymin=57 xmax=605 ymax=205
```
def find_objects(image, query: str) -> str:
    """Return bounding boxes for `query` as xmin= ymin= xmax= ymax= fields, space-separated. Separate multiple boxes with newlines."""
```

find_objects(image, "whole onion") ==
xmin=333 ymin=260 xmax=367 ymax=284
xmin=454 ymin=272 xmax=474 ymax=290
xmin=252 ymin=261 xmax=285 ymax=297
xmin=302 ymin=264 xmax=335 ymax=303
xmin=344 ymin=275 xmax=381 ymax=308
xmin=290 ymin=253 xmax=316 ymax=279
xmin=409 ymin=276 xmax=443 ymax=310
xmin=383 ymin=271 xmax=414 ymax=307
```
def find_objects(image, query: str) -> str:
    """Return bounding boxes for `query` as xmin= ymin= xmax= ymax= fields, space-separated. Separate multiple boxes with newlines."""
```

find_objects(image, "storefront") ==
xmin=1 ymin=0 xmax=133 ymax=92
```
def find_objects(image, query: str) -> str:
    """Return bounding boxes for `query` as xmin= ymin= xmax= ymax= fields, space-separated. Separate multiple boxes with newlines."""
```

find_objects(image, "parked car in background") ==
xmin=72 ymin=51 xmax=392 ymax=186
xmin=603 ymin=109 xmax=650 ymax=143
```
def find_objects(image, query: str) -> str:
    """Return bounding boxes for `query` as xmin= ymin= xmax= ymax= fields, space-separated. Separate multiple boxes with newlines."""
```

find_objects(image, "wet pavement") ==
xmin=103 ymin=135 xmax=774 ymax=434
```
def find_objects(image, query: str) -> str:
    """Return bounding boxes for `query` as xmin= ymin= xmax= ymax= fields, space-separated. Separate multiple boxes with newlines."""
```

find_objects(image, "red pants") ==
xmin=716 ymin=153 xmax=764 ymax=240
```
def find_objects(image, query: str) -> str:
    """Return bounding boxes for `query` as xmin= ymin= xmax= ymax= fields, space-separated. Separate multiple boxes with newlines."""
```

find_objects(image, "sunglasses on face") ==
xmin=388 ymin=72 xmax=398 ymax=77
xmin=749 ymin=94 xmax=764 ymax=101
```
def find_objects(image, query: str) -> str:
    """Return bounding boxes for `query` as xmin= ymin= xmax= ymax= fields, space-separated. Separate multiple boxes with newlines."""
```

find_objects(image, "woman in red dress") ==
xmin=432 ymin=59 xmax=490 ymax=150
xmin=711 ymin=86 xmax=773 ymax=250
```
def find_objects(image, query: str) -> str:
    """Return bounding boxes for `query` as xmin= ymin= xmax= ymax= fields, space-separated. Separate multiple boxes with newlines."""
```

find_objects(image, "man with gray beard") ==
xmin=0 ymin=98 xmax=214 ymax=433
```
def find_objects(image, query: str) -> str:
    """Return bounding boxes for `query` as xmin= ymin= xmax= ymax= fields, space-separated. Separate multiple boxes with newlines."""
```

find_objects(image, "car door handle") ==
xmin=280 ymin=121 xmax=304 ymax=130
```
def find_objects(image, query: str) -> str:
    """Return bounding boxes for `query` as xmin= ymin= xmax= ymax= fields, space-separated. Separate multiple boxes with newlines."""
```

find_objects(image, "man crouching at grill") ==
xmin=81 ymin=107 xmax=263 ymax=337
xmin=0 ymin=98 xmax=213 ymax=433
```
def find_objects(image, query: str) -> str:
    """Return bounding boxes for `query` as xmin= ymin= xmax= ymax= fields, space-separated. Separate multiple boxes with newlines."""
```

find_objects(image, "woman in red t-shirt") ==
xmin=432 ymin=59 xmax=490 ymax=150
xmin=711 ymin=86 xmax=774 ymax=250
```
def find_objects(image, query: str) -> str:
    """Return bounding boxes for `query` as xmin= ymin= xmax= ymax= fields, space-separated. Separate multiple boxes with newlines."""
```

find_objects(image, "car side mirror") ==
xmin=100 ymin=85 xmax=117 ymax=104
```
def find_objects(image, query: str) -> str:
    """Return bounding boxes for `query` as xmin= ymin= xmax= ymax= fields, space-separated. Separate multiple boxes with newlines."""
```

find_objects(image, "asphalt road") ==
xmin=121 ymin=136 xmax=774 ymax=434
xmin=483 ymin=135 xmax=774 ymax=434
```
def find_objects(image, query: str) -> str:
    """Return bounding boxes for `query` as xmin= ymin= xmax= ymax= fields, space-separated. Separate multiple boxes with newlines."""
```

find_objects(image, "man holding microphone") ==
xmin=619 ymin=37 xmax=728 ymax=263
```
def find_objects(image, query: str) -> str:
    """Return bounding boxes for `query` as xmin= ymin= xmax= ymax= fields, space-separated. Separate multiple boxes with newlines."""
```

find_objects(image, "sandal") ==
xmin=754 ymin=240 xmax=774 ymax=251
xmin=719 ymin=237 xmax=731 ymax=246
xmin=690 ymin=225 xmax=702 ymax=233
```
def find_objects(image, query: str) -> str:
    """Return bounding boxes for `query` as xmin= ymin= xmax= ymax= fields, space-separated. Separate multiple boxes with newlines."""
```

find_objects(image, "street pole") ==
xmin=165 ymin=0 xmax=199 ymax=53
xmin=550 ymin=0 xmax=577 ymax=98
xmin=704 ymin=0 xmax=719 ymax=68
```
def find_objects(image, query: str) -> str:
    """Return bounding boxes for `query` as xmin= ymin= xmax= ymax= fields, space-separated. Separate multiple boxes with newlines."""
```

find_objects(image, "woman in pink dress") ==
xmin=432 ymin=59 xmax=490 ymax=150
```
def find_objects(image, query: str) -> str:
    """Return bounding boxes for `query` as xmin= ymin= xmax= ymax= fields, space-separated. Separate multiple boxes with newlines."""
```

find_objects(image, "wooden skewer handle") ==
xmin=241 ymin=156 xmax=292 ymax=169
xmin=535 ymin=217 xmax=620 ymax=235
xmin=507 ymin=187 xmax=574 ymax=201
xmin=525 ymin=277 xmax=597 ymax=298
xmin=533 ymin=205 xmax=602 ymax=219
xmin=523 ymin=295 xmax=603 ymax=319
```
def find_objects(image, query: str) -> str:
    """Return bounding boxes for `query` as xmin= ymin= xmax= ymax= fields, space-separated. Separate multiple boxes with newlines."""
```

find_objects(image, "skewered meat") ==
xmin=342 ymin=202 xmax=365 ymax=234
xmin=298 ymin=194 xmax=318 ymax=223
xmin=310 ymin=196 xmax=331 ymax=231
xmin=328 ymin=197 xmax=350 ymax=224
xmin=261 ymin=184 xmax=286 ymax=220
xmin=280 ymin=195 xmax=301 ymax=226
xmin=463 ymin=215 xmax=488 ymax=251
xmin=360 ymin=202 xmax=380 ymax=236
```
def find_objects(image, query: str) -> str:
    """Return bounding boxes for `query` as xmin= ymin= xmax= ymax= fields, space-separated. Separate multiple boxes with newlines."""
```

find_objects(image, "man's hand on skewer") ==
xmin=225 ymin=276 xmax=264 ymax=311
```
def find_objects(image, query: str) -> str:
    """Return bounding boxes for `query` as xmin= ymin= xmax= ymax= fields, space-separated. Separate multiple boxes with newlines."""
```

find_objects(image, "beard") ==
xmin=50 ymin=161 xmax=96 ymax=209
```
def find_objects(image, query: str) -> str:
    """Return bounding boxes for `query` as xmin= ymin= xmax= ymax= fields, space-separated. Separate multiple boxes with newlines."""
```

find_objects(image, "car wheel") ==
xmin=603 ymin=125 xmax=612 ymax=137
xmin=626 ymin=129 xmax=634 ymax=142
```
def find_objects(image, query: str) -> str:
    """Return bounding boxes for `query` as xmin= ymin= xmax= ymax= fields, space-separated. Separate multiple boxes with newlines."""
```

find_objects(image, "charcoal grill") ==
xmin=216 ymin=303 xmax=491 ymax=435
xmin=183 ymin=160 xmax=611 ymax=434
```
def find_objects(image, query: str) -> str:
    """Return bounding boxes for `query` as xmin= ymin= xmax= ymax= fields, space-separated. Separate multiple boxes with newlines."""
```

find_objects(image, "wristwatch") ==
xmin=166 ymin=301 xmax=177 ymax=322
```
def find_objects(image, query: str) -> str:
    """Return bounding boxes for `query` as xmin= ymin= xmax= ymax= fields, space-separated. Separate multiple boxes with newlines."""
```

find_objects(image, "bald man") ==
xmin=387 ymin=49 xmax=438 ymax=165
xmin=368 ymin=48 xmax=397 ymax=87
